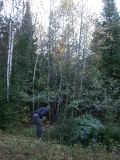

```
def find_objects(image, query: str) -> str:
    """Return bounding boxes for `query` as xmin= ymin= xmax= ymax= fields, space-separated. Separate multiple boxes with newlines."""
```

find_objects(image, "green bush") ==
xmin=51 ymin=114 xmax=104 ymax=145
xmin=0 ymin=103 xmax=20 ymax=132
xmin=101 ymin=122 xmax=120 ymax=147
xmin=64 ymin=99 xmax=89 ymax=119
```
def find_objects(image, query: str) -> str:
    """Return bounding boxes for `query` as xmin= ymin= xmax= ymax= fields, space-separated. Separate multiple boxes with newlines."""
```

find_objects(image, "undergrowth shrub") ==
xmin=64 ymin=100 xmax=89 ymax=118
xmin=51 ymin=114 xmax=104 ymax=145
xmin=100 ymin=122 xmax=120 ymax=148
xmin=21 ymin=105 xmax=31 ymax=123
xmin=98 ymin=107 xmax=120 ymax=148
xmin=0 ymin=103 xmax=20 ymax=132
xmin=50 ymin=107 xmax=120 ymax=147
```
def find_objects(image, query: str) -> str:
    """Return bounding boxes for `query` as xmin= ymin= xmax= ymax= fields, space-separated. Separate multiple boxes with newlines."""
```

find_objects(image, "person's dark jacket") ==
xmin=34 ymin=107 xmax=49 ymax=119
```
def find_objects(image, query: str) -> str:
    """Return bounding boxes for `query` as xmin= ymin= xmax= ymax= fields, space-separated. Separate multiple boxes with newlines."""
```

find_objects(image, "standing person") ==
xmin=33 ymin=106 xmax=50 ymax=138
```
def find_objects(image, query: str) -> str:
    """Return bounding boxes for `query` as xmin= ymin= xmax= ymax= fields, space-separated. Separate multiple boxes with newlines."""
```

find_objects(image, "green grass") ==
xmin=0 ymin=129 xmax=120 ymax=160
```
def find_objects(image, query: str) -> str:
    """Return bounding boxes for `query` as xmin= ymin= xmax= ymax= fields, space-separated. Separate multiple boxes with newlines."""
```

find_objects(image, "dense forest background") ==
xmin=0 ymin=0 xmax=120 ymax=148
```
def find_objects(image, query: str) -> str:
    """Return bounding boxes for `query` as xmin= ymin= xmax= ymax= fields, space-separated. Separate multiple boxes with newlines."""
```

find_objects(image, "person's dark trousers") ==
xmin=34 ymin=115 xmax=42 ymax=137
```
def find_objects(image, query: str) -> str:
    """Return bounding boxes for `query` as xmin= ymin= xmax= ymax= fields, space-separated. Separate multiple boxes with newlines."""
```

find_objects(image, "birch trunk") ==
xmin=80 ymin=48 xmax=86 ymax=95
xmin=32 ymin=54 xmax=39 ymax=112
xmin=7 ymin=19 xmax=14 ymax=101
xmin=79 ymin=0 xmax=89 ymax=96
xmin=7 ymin=20 xmax=11 ymax=101
xmin=9 ymin=29 xmax=15 ymax=75
xmin=7 ymin=0 xmax=15 ymax=101
xmin=73 ymin=1 xmax=84 ymax=99
xmin=57 ymin=14 xmax=68 ymax=117
xmin=47 ymin=0 xmax=52 ymax=105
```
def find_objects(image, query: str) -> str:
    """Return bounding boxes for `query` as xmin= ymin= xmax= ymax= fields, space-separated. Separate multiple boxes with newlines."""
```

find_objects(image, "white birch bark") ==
xmin=47 ymin=0 xmax=52 ymax=108
xmin=9 ymin=29 xmax=15 ymax=75
xmin=73 ymin=1 xmax=84 ymax=99
xmin=7 ymin=20 xmax=12 ymax=101
xmin=7 ymin=0 xmax=15 ymax=101
xmin=32 ymin=54 xmax=39 ymax=112
xmin=79 ymin=0 xmax=89 ymax=96
xmin=7 ymin=18 xmax=14 ymax=101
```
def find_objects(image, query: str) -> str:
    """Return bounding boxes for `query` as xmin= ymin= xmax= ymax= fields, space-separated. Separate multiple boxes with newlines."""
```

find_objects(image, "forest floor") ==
xmin=0 ymin=128 xmax=120 ymax=160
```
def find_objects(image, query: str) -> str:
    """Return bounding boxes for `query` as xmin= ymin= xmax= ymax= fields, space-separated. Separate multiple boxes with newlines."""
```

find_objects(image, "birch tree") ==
xmin=12 ymin=1 xmax=37 ymax=104
xmin=5 ymin=0 xmax=25 ymax=101
xmin=7 ymin=0 xmax=15 ymax=101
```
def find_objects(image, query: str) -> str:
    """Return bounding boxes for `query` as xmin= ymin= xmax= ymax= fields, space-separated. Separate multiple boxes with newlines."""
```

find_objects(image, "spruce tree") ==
xmin=12 ymin=1 xmax=37 ymax=101
xmin=91 ymin=0 xmax=120 ymax=79
xmin=0 ymin=1 xmax=8 ymax=101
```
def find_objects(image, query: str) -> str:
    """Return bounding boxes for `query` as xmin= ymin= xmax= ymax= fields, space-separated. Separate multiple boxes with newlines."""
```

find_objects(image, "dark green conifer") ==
xmin=91 ymin=0 xmax=120 ymax=79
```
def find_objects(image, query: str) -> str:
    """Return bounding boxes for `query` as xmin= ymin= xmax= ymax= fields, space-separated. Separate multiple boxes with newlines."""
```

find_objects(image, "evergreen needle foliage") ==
xmin=51 ymin=114 xmax=104 ymax=145
xmin=91 ymin=0 xmax=120 ymax=79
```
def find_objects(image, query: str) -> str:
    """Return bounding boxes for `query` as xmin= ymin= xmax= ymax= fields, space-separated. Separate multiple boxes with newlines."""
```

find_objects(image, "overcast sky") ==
xmin=31 ymin=0 xmax=120 ymax=26
xmin=31 ymin=0 xmax=120 ymax=14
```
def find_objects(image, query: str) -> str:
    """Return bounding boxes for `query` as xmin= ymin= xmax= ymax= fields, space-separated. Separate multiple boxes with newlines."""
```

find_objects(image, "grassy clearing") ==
xmin=0 ymin=129 xmax=120 ymax=160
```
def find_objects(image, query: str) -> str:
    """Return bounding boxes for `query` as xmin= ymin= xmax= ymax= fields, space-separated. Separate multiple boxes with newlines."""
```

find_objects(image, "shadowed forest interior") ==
xmin=0 ymin=0 xmax=120 ymax=159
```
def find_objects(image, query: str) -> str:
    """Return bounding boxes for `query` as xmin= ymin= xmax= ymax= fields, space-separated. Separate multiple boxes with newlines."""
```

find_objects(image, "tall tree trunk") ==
xmin=73 ymin=1 xmax=84 ymax=99
xmin=7 ymin=18 xmax=14 ymax=101
xmin=32 ymin=54 xmax=39 ymax=112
